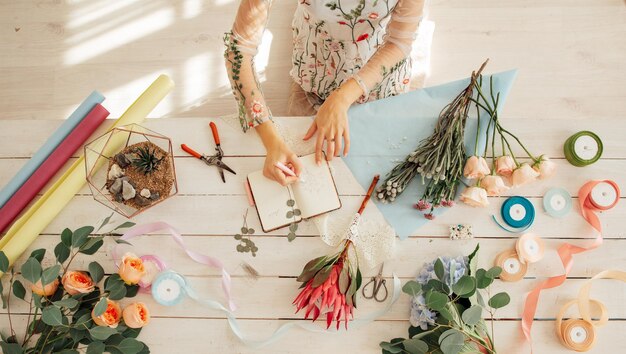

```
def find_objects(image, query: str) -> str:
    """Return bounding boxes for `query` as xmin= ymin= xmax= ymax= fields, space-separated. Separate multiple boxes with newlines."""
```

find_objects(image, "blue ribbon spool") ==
xmin=492 ymin=196 xmax=535 ymax=233
xmin=543 ymin=188 xmax=572 ymax=218
xmin=151 ymin=270 xmax=187 ymax=306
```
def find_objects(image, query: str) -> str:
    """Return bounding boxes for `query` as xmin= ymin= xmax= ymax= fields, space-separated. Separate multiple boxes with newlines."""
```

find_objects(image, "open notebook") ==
xmin=247 ymin=153 xmax=342 ymax=233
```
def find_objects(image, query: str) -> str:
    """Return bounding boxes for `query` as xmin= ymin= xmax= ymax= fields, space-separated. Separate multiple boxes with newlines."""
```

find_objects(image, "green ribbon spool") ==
xmin=563 ymin=131 xmax=603 ymax=167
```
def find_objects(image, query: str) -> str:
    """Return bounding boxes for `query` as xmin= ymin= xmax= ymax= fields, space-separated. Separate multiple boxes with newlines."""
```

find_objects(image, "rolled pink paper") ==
xmin=0 ymin=104 xmax=109 ymax=235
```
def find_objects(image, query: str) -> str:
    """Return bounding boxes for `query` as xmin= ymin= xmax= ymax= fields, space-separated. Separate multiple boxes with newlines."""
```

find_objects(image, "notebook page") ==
xmin=247 ymin=170 xmax=302 ymax=232
xmin=292 ymin=154 xmax=341 ymax=219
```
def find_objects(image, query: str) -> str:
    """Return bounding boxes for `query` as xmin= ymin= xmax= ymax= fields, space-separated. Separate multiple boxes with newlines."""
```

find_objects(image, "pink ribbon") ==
xmin=521 ymin=180 xmax=620 ymax=351
xmin=114 ymin=222 xmax=236 ymax=311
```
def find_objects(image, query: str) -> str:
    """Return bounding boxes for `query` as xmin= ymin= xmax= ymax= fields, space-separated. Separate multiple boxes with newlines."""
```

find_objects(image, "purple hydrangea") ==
xmin=410 ymin=294 xmax=437 ymax=330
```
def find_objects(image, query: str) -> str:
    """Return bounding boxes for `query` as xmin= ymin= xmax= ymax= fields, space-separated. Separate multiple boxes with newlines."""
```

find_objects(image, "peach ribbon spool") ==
xmin=522 ymin=180 xmax=620 ymax=351
xmin=516 ymin=233 xmax=545 ymax=264
xmin=555 ymin=270 xmax=625 ymax=352
xmin=494 ymin=249 xmax=527 ymax=282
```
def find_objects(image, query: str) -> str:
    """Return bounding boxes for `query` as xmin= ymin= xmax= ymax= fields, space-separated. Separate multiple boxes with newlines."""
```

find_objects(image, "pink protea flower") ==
xmin=293 ymin=256 xmax=355 ymax=330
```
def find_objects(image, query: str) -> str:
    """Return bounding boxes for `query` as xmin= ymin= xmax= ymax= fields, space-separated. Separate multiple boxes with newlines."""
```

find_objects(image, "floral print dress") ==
xmin=224 ymin=0 xmax=425 ymax=132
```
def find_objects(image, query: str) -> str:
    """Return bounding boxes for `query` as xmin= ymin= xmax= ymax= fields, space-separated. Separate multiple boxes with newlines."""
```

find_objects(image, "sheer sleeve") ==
xmin=352 ymin=0 xmax=425 ymax=96
xmin=224 ymin=0 xmax=273 ymax=132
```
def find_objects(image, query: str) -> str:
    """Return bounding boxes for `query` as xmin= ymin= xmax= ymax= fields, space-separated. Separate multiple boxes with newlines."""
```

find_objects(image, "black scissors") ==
xmin=361 ymin=263 xmax=388 ymax=302
xmin=181 ymin=122 xmax=236 ymax=183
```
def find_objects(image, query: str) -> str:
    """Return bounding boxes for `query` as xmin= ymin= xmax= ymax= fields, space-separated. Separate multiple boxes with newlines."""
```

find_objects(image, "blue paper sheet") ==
xmin=344 ymin=70 xmax=518 ymax=239
xmin=0 ymin=91 xmax=105 ymax=208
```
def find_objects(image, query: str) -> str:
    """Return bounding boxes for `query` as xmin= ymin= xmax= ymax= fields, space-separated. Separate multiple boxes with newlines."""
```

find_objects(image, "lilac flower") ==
xmin=409 ymin=294 xmax=437 ymax=330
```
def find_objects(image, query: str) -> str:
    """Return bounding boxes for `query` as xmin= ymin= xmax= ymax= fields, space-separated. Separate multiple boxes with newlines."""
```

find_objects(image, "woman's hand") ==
xmin=256 ymin=122 xmax=302 ymax=186
xmin=303 ymin=78 xmax=363 ymax=164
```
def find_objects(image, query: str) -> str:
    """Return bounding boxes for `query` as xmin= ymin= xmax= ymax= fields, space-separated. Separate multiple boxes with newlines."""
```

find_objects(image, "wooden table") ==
xmin=0 ymin=117 xmax=624 ymax=353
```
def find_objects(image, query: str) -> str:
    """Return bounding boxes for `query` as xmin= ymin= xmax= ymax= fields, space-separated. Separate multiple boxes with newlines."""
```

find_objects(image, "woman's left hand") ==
xmin=303 ymin=92 xmax=352 ymax=164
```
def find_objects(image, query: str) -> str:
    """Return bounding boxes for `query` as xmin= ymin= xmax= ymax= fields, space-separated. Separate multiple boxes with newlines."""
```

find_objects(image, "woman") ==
xmin=224 ymin=0 xmax=425 ymax=185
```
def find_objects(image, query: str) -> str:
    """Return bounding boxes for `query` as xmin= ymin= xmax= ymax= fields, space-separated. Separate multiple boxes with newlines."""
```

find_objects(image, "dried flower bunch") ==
xmin=234 ymin=209 xmax=258 ymax=257
xmin=460 ymin=75 xmax=555 ymax=207
xmin=0 ymin=220 xmax=151 ymax=354
xmin=377 ymin=60 xmax=489 ymax=219
xmin=379 ymin=245 xmax=510 ymax=354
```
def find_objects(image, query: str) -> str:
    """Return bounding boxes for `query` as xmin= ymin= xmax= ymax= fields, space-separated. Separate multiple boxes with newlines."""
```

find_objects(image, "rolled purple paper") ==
xmin=0 ymin=104 xmax=109 ymax=235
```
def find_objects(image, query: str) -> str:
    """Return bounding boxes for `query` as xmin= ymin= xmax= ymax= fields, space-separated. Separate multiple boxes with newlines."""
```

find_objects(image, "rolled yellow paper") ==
xmin=0 ymin=75 xmax=174 ymax=272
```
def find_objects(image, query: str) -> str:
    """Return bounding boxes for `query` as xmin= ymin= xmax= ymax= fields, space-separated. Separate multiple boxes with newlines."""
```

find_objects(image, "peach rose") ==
xmin=511 ymin=163 xmax=539 ymax=186
xmin=460 ymin=187 xmax=489 ymax=207
xmin=92 ymin=298 xmax=122 ymax=328
xmin=31 ymin=278 xmax=59 ymax=297
xmin=62 ymin=271 xmax=95 ymax=295
xmin=118 ymin=253 xmax=145 ymax=285
xmin=463 ymin=156 xmax=491 ymax=179
xmin=122 ymin=302 xmax=151 ymax=328
xmin=533 ymin=155 xmax=556 ymax=179
xmin=495 ymin=155 xmax=516 ymax=177
xmin=480 ymin=175 xmax=509 ymax=196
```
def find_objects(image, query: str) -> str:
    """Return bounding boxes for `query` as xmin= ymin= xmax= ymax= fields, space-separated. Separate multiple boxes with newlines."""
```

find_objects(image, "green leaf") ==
xmin=29 ymin=249 xmax=46 ymax=263
xmin=425 ymin=291 xmax=448 ymax=311
xmin=467 ymin=244 xmax=480 ymax=267
xmin=61 ymin=228 xmax=73 ymax=247
xmin=117 ymin=338 xmax=144 ymax=354
xmin=402 ymin=338 xmax=428 ymax=354
xmin=89 ymin=326 xmax=117 ymax=341
xmin=287 ymin=232 xmax=296 ymax=242
xmin=338 ymin=266 xmax=349 ymax=294
xmin=80 ymin=237 xmax=104 ymax=255
xmin=12 ymin=280 xmax=26 ymax=300
xmin=475 ymin=269 xmax=493 ymax=289
xmin=0 ymin=252 xmax=9 ymax=273
xmin=113 ymin=221 xmax=136 ymax=231
xmin=93 ymin=297 xmax=108 ymax=317
xmin=379 ymin=342 xmax=402 ymax=354
xmin=72 ymin=226 xmax=94 ymax=247
xmin=0 ymin=342 xmax=23 ymax=354
xmin=87 ymin=341 xmax=105 ymax=354
xmin=97 ymin=213 xmax=114 ymax=231
xmin=439 ymin=329 xmax=465 ymax=354
xmin=42 ymin=306 xmax=63 ymax=326
xmin=451 ymin=275 xmax=475 ymax=296
xmin=54 ymin=243 xmax=71 ymax=263
xmin=108 ymin=285 xmax=127 ymax=300
xmin=240 ymin=227 xmax=248 ymax=234
xmin=20 ymin=257 xmax=42 ymax=283
xmin=41 ymin=264 xmax=61 ymax=286
xmin=311 ymin=265 xmax=333 ymax=288
xmin=53 ymin=298 xmax=79 ymax=309
xmin=125 ymin=284 xmax=139 ymax=298
xmin=402 ymin=281 xmax=422 ymax=297
xmin=73 ymin=312 xmax=92 ymax=329
xmin=488 ymin=292 xmax=510 ymax=309
xmin=89 ymin=262 xmax=105 ymax=283
xmin=286 ymin=199 xmax=295 ymax=207
xmin=434 ymin=258 xmax=444 ymax=280
xmin=426 ymin=279 xmax=450 ymax=295
xmin=294 ymin=209 xmax=302 ymax=216
xmin=286 ymin=211 xmax=294 ymax=218
xmin=356 ymin=268 xmax=363 ymax=289
xmin=485 ymin=266 xmax=502 ymax=279
xmin=461 ymin=305 xmax=482 ymax=326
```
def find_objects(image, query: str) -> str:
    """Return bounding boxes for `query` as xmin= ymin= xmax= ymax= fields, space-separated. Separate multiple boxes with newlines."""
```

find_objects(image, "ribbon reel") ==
xmin=543 ymin=187 xmax=573 ymax=218
xmin=494 ymin=233 xmax=545 ymax=282
xmin=492 ymin=196 xmax=535 ymax=233
xmin=563 ymin=131 xmax=603 ymax=167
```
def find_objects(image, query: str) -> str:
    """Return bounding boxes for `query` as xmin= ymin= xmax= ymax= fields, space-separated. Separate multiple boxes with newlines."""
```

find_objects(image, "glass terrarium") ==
xmin=84 ymin=124 xmax=178 ymax=218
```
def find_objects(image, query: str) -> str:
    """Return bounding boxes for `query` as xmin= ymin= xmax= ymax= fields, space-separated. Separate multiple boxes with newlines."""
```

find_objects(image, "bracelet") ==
xmin=352 ymin=74 xmax=370 ymax=97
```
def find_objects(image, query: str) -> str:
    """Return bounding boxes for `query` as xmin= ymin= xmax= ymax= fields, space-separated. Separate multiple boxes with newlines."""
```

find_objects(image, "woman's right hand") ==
xmin=256 ymin=122 xmax=302 ymax=186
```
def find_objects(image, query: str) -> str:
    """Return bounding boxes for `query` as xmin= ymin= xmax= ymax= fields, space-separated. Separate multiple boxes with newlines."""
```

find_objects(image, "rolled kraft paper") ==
xmin=0 ymin=91 xmax=105 ymax=209
xmin=0 ymin=75 xmax=174 ymax=271
xmin=0 ymin=104 xmax=110 ymax=235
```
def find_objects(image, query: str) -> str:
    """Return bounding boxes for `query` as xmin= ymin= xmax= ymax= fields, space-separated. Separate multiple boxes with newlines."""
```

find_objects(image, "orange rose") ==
xmin=122 ymin=302 xmax=151 ymax=328
xmin=62 ymin=271 xmax=95 ymax=295
xmin=92 ymin=298 xmax=122 ymax=328
xmin=480 ymin=175 xmax=509 ymax=196
xmin=511 ymin=163 xmax=539 ymax=186
xmin=31 ymin=278 xmax=59 ymax=297
xmin=118 ymin=253 xmax=145 ymax=285
xmin=495 ymin=155 xmax=516 ymax=177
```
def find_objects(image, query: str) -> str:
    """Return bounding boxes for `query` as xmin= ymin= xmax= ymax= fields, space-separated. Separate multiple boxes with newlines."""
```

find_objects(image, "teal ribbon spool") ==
xmin=564 ymin=131 xmax=603 ymax=167
xmin=492 ymin=196 xmax=535 ymax=233
xmin=543 ymin=187 xmax=572 ymax=218
xmin=152 ymin=270 xmax=187 ymax=306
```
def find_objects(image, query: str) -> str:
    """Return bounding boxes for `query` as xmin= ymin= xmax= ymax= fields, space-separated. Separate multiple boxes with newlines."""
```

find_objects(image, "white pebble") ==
xmin=122 ymin=180 xmax=136 ymax=200
xmin=108 ymin=164 xmax=124 ymax=180
xmin=140 ymin=188 xmax=151 ymax=198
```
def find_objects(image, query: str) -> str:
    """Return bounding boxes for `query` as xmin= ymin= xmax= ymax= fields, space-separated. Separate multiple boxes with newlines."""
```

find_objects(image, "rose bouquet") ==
xmin=460 ymin=75 xmax=555 ymax=206
xmin=379 ymin=245 xmax=510 ymax=354
xmin=376 ymin=60 xmax=489 ymax=219
xmin=0 ymin=221 xmax=151 ymax=354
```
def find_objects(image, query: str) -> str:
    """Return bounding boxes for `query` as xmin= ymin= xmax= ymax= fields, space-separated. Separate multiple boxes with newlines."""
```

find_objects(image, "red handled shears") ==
xmin=181 ymin=122 xmax=236 ymax=183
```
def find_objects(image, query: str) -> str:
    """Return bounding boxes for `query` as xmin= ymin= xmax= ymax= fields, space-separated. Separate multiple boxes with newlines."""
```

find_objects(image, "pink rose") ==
xmin=463 ymin=156 xmax=491 ymax=179
xmin=460 ymin=187 xmax=489 ymax=207
xmin=533 ymin=156 xmax=556 ymax=179
xmin=495 ymin=155 xmax=515 ymax=177
xmin=480 ymin=175 xmax=509 ymax=196
xmin=511 ymin=163 xmax=539 ymax=186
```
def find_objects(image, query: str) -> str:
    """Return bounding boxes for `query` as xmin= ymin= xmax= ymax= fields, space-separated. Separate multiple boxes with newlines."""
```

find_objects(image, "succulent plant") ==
xmin=132 ymin=146 xmax=163 ymax=174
